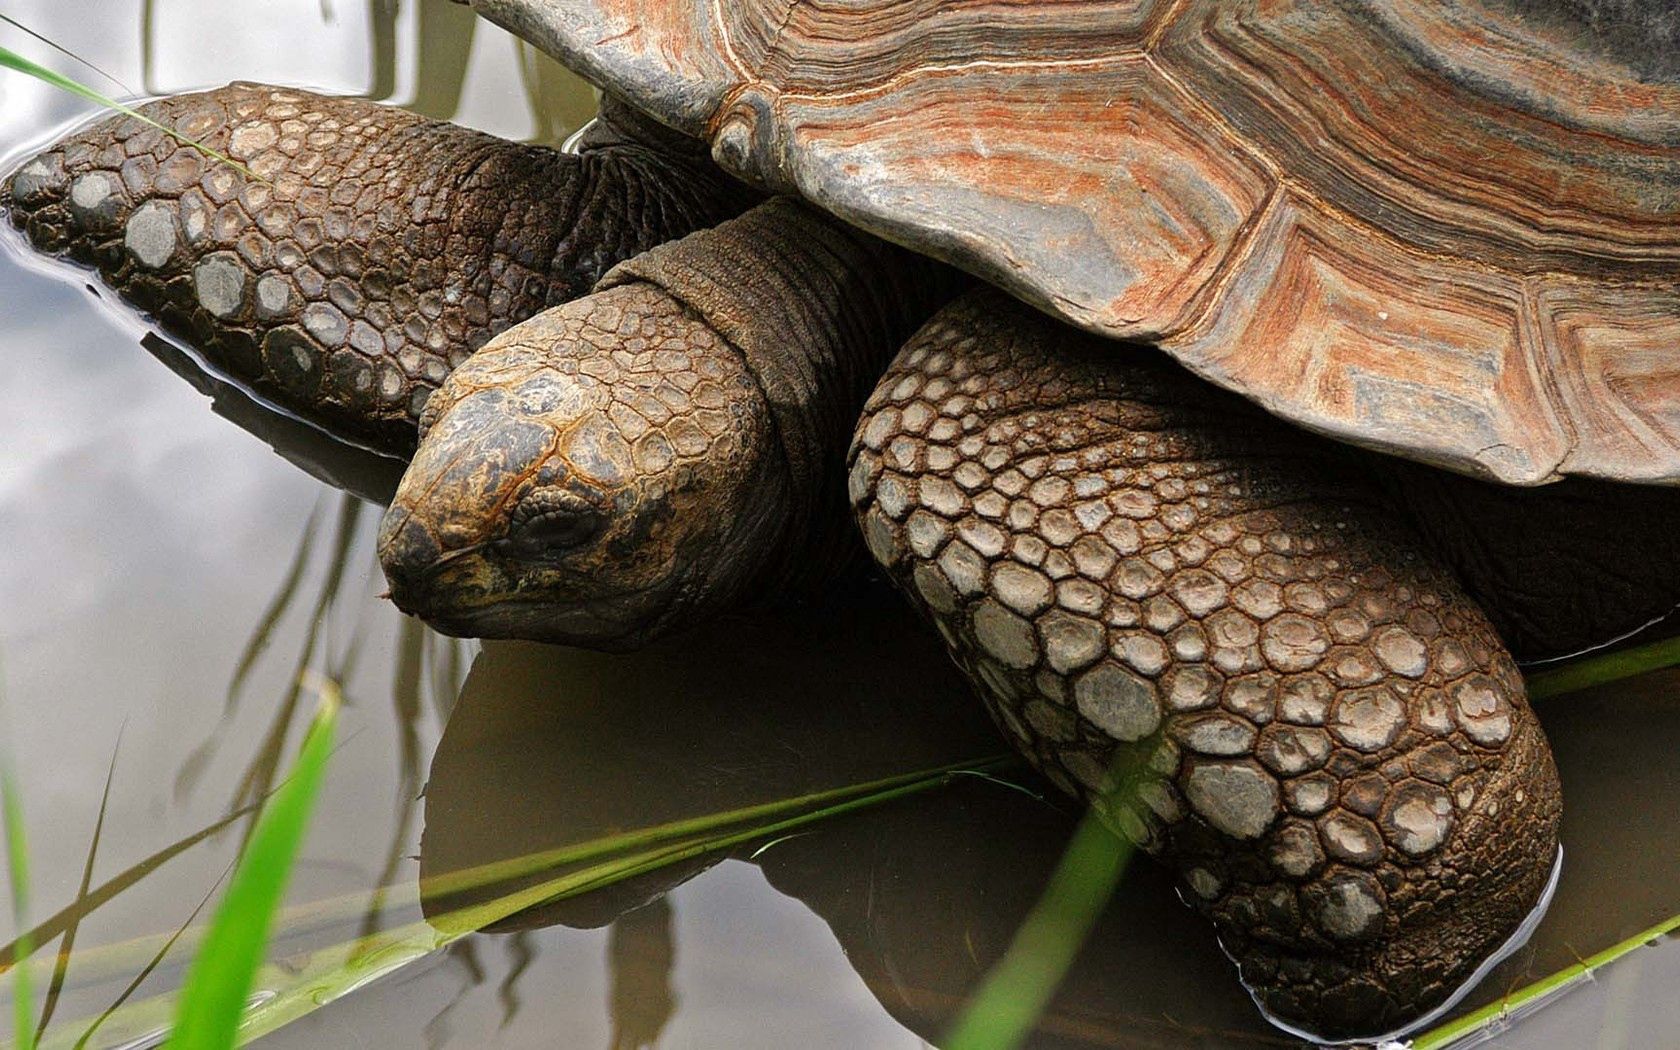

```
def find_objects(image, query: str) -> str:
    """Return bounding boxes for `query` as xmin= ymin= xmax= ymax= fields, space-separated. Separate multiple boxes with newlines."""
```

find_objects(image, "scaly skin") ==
xmin=848 ymin=290 xmax=1561 ymax=1041
xmin=1 ymin=83 xmax=756 ymax=454
xmin=377 ymin=198 xmax=958 ymax=647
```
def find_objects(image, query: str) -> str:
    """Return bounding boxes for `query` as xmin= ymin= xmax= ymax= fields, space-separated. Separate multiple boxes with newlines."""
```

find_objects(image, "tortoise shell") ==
xmin=474 ymin=0 xmax=1680 ymax=485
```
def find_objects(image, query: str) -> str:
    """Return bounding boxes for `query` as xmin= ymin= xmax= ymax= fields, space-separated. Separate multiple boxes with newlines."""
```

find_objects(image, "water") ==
xmin=0 ymin=3 xmax=1677 ymax=1047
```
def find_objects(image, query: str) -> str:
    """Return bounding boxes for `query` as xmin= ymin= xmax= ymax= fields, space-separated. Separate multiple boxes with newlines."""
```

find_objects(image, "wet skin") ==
xmin=1 ymin=82 xmax=756 ymax=453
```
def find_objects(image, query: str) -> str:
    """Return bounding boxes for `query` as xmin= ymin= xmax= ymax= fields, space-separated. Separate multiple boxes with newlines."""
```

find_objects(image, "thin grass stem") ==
xmin=0 ymin=44 xmax=255 ymax=180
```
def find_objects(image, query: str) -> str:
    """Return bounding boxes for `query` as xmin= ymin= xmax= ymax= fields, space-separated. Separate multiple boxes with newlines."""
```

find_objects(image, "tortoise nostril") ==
xmin=378 ymin=511 xmax=443 ymax=612
xmin=505 ymin=488 xmax=604 ymax=559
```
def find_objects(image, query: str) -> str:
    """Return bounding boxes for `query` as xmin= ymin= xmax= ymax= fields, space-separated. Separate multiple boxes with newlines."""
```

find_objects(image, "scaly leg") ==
xmin=849 ymin=289 xmax=1561 ymax=1042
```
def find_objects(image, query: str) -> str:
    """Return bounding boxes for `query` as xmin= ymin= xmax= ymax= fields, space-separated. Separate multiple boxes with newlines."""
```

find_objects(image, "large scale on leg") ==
xmin=2 ymin=82 xmax=756 ymax=453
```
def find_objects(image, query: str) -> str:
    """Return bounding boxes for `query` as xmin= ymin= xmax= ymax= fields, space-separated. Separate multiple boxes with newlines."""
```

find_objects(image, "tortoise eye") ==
xmin=515 ymin=509 xmax=602 ymax=553
xmin=504 ymin=488 xmax=603 ymax=558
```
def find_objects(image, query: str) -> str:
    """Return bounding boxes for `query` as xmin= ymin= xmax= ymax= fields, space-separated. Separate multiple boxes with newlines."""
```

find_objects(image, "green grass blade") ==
xmin=0 ymin=43 xmax=256 ymax=180
xmin=163 ymin=680 xmax=339 ymax=1050
xmin=73 ymin=861 xmax=233 ymax=1050
xmin=237 ymin=757 xmax=1011 ymax=1042
xmin=3 ymin=765 xmax=36 ymax=1050
xmin=942 ymin=804 xmax=1134 ymax=1050
xmin=13 ymin=754 xmax=1018 ymax=1004
xmin=1526 ymin=632 xmax=1680 ymax=699
xmin=0 ymin=16 xmax=132 ymax=96
xmin=420 ymin=754 xmax=1017 ymax=902
xmin=0 ymin=799 xmax=262 ymax=972
xmin=46 ymin=756 xmax=1017 ymax=1048
xmin=33 ymin=732 xmax=121 ymax=1041
xmin=1412 ymin=912 xmax=1680 ymax=1049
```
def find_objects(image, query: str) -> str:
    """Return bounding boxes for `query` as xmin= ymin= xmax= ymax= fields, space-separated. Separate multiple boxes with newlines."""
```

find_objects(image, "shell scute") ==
xmin=474 ymin=0 xmax=1680 ymax=482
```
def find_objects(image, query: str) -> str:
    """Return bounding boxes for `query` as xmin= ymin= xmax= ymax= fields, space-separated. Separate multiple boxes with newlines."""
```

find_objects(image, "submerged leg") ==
xmin=849 ymin=289 xmax=1561 ymax=1041
xmin=376 ymin=198 xmax=959 ymax=647
xmin=2 ymin=83 xmax=754 ymax=453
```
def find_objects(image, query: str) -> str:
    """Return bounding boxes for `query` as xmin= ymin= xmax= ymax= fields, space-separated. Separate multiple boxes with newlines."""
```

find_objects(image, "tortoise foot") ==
xmin=849 ymin=289 xmax=1563 ymax=1042
xmin=1 ymin=82 xmax=752 ymax=454
xmin=1250 ymin=844 xmax=1561 ymax=1044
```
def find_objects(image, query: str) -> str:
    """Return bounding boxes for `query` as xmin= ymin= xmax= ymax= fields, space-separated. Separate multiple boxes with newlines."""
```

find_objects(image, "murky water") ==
xmin=0 ymin=3 xmax=1677 ymax=1048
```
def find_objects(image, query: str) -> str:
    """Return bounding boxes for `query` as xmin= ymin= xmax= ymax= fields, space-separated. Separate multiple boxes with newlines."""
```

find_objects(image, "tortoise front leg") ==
xmin=849 ymin=290 xmax=1561 ymax=1042
xmin=3 ymin=83 xmax=754 ymax=454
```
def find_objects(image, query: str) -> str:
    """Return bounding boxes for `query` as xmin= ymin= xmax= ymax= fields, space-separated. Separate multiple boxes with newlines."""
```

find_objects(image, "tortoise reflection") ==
xmin=417 ymin=589 xmax=1288 ymax=1048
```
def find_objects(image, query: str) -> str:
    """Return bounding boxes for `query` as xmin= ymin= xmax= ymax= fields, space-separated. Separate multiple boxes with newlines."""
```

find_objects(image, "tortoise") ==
xmin=5 ymin=0 xmax=1680 ymax=1042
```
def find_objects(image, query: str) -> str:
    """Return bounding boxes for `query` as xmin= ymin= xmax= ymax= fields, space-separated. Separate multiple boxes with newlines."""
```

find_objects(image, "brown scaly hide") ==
xmin=1 ymin=83 xmax=756 ymax=454
xmin=850 ymin=288 xmax=1561 ymax=1041
xmin=377 ymin=199 xmax=960 ymax=648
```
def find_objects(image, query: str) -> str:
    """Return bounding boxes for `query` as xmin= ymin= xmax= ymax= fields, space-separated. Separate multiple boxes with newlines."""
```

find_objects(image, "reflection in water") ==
xmin=171 ymin=494 xmax=368 ymax=821
xmin=607 ymin=900 xmax=675 ymax=1050
xmin=138 ymin=332 xmax=404 ymax=505
xmin=415 ymin=592 xmax=1680 ymax=1048
xmin=367 ymin=0 xmax=398 ymax=101
xmin=418 ymin=589 xmax=1005 ymax=930
xmin=417 ymin=593 xmax=1290 ymax=1047
xmin=516 ymin=39 xmax=598 ymax=147
xmin=424 ymin=936 xmax=488 ymax=1050
xmin=407 ymin=0 xmax=476 ymax=119
xmin=1517 ymin=684 xmax=1680 ymax=978
xmin=498 ymin=929 xmax=537 ymax=1029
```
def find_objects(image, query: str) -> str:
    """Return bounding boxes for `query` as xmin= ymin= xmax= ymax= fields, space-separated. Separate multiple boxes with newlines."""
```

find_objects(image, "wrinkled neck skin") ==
xmin=595 ymin=199 xmax=966 ymax=600
xmin=1376 ymin=460 xmax=1680 ymax=661
xmin=378 ymin=199 xmax=959 ymax=649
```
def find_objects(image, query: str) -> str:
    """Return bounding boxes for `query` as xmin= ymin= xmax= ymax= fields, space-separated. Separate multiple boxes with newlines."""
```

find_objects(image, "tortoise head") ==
xmin=376 ymin=282 xmax=784 ymax=649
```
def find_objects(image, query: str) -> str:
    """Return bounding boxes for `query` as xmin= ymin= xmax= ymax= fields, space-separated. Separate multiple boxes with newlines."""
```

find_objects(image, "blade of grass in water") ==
xmin=45 ymin=756 xmax=1017 ymax=1048
xmin=14 ymin=754 xmax=1018 ymax=1004
xmin=244 ymin=759 xmax=1018 ymax=1043
xmin=1526 ymin=632 xmax=1680 ymax=699
xmin=34 ymin=732 xmax=122 ymax=1041
xmin=163 ymin=679 xmax=339 ymax=1050
xmin=73 ymin=862 xmax=233 ymax=1050
xmin=4 ymin=764 xmax=37 ymax=1050
xmin=0 ymin=16 xmax=132 ymax=96
xmin=0 ymin=799 xmax=262 ymax=972
xmin=942 ymin=802 xmax=1135 ymax=1050
xmin=1412 ymin=912 xmax=1680 ymax=1049
xmin=0 ymin=43 xmax=255 ymax=180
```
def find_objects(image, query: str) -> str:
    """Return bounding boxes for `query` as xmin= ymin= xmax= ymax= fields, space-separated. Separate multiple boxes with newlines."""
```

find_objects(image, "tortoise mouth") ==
xmin=406 ymin=591 xmax=672 ymax=652
xmin=381 ymin=536 xmax=682 ymax=651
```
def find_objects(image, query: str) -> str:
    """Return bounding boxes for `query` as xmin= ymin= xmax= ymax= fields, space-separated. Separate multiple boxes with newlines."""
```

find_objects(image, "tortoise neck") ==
xmin=599 ymin=198 xmax=962 ymax=594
